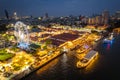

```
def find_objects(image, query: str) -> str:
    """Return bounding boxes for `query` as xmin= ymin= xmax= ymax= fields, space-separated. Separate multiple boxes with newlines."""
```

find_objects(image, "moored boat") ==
xmin=103 ymin=33 xmax=114 ymax=43
xmin=76 ymin=50 xmax=98 ymax=68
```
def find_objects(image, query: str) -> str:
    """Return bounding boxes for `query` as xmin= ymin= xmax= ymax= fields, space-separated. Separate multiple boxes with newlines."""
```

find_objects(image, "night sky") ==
xmin=0 ymin=0 xmax=120 ymax=17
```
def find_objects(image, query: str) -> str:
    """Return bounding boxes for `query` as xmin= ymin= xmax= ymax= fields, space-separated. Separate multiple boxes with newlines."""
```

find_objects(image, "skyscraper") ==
xmin=42 ymin=13 xmax=49 ymax=21
xmin=45 ymin=13 xmax=48 ymax=18
xmin=4 ymin=9 xmax=9 ymax=19
xmin=102 ymin=10 xmax=109 ymax=25
xmin=95 ymin=15 xmax=102 ymax=25
xmin=115 ymin=11 xmax=120 ymax=20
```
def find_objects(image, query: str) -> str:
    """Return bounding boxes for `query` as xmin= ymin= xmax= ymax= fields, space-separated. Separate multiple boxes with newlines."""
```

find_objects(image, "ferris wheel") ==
xmin=14 ymin=21 xmax=29 ymax=45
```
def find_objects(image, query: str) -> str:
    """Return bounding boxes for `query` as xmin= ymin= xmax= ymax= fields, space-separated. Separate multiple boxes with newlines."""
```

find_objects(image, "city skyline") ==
xmin=0 ymin=0 xmax=120 ymax=17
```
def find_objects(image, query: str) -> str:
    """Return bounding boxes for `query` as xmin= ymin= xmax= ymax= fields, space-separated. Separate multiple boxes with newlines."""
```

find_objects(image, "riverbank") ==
xmin=12 ymin=50 xmax=63 ymax=80
xmin=0 ymin=49 xmax=63 ymax=80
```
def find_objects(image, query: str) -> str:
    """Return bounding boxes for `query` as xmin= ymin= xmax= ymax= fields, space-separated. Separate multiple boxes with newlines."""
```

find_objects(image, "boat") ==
xmin=76 ymin=50 xmax=98 ymax=68
xmin=103 ymin=33 xmax=114 ymax=43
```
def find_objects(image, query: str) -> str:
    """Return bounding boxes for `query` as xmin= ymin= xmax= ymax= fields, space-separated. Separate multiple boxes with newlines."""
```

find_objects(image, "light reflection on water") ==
xmin=62 ymin=53 xmax=68 ymax=63
xmin=106 ymin=43 xmax=111 ymax=50
xmin=36 ymin=57 xmax=59 ymax=75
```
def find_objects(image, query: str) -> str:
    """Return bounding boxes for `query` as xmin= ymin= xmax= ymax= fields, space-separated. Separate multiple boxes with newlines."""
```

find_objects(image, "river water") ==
xmin=21 ymin=34 xmax=120 ymax=80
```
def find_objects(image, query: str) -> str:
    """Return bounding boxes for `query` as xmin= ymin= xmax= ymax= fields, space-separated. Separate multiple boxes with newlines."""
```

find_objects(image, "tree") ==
xmin=45 ymin=39 xmax=52 ymax=45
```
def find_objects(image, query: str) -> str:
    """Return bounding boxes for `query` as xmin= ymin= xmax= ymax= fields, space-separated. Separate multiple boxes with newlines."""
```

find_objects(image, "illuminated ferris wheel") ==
xmin=14 ymin=21 xmax=29 ymax=48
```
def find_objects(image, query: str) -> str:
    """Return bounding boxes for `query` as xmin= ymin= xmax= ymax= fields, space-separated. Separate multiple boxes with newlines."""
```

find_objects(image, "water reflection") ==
xmin=106 ymin=43 xmax=111 ymax=50
xmin=102 ymin=42 xmax=113 ymax=51
xmin=62 ymin=53 xmax=68 ymax=63
xmin=60 ymin=53 xmax=69 ymax=79
xmin=36 ymin=57 xmax=59 ymax=75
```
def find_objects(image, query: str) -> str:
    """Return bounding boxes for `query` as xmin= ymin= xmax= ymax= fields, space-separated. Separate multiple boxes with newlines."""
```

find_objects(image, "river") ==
xmin=21 ymin=34 xmax=120 ymax=80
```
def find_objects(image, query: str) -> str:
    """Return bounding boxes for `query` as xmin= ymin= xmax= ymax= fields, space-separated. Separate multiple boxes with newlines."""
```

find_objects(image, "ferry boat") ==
xmin=103 ymin=33 xmax=114 ymax=43
xmin=76 ymin=50 xmax=98 ymax=68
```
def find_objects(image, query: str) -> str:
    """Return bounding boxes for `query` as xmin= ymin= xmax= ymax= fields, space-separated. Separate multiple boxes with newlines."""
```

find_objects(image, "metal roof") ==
xmin=84 ymin=50 xmax=97 ymax=60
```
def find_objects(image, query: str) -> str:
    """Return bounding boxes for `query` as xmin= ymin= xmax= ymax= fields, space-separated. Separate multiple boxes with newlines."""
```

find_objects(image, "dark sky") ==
xmin=0 ymin=0 xmax=120 ymax=17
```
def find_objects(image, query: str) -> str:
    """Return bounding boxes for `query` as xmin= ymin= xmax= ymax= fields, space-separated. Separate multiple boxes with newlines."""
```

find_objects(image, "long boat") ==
xmin=76 ymin=50 xmax=98 ymax=68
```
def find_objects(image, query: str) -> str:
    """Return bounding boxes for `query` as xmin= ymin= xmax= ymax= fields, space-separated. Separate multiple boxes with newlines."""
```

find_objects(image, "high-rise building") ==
xmin=45 ymin=13 xmax=48 ymax=18
xmin=4 ymin=9 xmax=9 ymax=19
xmin=115 ymin=11 xmax=120 ymax=20
xmin=102 ymin=10 xmax=109 ymax=25
xmin=81 ymin=17 xmax=88 ymax=24
xmin=88 ymin=17 xmax=96 ymax=25
xmin=88 ymin=18 xmax=92 ymax=25
xmin=42 ymin=13 xmax=49 ymax=21
xmin=95 ymin=15 xmax=102 ymax=25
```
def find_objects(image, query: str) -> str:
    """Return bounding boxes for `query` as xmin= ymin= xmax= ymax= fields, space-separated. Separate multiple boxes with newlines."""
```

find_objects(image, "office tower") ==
xmin=102 ymin=10 xmax=109 ymax=25
xmin=4 ymin=9 xmax=9 ymax=19
xmin=115 ymin=11 xmax=120 ymax=20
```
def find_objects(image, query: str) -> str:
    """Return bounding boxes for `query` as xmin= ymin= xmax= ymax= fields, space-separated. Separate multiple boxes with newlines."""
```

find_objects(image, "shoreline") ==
xmin=12 ymin=50 xmax=63 ymax=80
